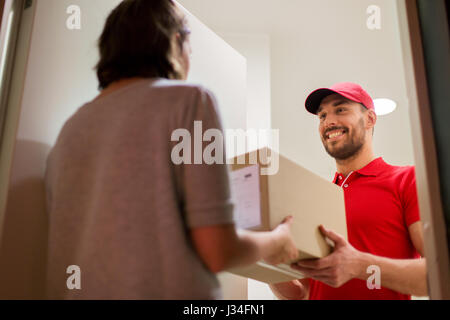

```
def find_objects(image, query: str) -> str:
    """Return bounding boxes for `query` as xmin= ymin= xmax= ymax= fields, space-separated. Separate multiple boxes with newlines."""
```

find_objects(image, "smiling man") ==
xmin=270 ymin=82 xmax=427 ymax=300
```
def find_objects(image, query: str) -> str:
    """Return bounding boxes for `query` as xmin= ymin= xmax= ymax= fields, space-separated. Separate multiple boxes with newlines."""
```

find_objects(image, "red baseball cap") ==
xmin=305 ymin=82 xmax=375 ymax=114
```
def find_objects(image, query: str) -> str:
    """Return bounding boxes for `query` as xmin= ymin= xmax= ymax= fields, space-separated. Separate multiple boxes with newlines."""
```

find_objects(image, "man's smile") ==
xmin=325 ymin=128 xmax=348 ymax=142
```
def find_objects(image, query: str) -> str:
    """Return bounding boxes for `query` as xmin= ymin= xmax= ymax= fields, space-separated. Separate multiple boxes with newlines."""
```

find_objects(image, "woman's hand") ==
xmin=263 ymin=216 xmax=299 ymax=265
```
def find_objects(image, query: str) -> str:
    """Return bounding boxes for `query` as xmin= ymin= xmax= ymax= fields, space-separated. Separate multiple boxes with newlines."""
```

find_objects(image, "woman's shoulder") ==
xmin=150 ymin=78 xmax=215 ymax=100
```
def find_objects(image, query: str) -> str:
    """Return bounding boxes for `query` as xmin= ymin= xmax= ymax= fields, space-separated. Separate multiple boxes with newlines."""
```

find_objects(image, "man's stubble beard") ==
xmin=322 ymin=118 xmax=366 ymax=161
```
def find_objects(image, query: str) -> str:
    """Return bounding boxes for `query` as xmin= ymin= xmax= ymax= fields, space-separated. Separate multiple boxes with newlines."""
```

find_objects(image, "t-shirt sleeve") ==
xmin=171 ymin=86 xmax=235 ymax=228
xmin=401 ymin=166 xmax=421 ymax=227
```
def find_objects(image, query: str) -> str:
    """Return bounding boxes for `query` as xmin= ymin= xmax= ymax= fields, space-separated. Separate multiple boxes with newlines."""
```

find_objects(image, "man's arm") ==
xmin=269 ymin=278 xmax=310 ymax=300
xmin=408 ymin=221 xmax=424 ymax=256
xmin=356 ymin=221 xmax=426 ymax=296
xmin=292 ymin=225 xmax=428 ymax=297
xmin=356 ymin=252 xmax=427 ymax=296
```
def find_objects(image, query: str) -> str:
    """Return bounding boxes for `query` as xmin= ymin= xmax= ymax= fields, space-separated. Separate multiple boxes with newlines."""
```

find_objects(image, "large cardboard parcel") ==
xmin=227 ymin=148 xmax=347 ymax=283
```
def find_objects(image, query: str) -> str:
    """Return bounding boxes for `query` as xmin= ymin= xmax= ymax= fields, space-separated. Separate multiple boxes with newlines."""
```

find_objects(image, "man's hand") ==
xmin=270 ymin=279 xmax=309 ymax=300
xmin=291 ymin=225 xmax=365 ymax=288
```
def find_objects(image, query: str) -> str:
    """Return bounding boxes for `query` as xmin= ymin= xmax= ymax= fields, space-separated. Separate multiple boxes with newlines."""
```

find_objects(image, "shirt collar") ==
xmin=356 ymin=157 xmax=386 ymax=177
xmin=333 ymin=157 xmax=386 ymax=183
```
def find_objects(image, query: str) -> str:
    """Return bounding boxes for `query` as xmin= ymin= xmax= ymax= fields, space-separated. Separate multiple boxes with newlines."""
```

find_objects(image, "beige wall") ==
xmin=218 ymin=33 xmax=271 ymax=138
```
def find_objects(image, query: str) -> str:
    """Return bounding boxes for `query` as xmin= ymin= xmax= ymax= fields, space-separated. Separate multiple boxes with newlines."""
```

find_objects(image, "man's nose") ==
xmin=323 ymin=114 xmax=338 ymax=128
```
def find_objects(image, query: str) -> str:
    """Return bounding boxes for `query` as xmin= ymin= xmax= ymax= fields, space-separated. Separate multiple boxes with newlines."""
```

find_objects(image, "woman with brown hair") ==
xmin=45 ymin=0 xmax=298 ymax=299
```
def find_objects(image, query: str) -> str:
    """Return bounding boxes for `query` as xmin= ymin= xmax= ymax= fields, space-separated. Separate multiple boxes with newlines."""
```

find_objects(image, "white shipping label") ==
xmin=230 ymin=165 xmax=262 ymax=229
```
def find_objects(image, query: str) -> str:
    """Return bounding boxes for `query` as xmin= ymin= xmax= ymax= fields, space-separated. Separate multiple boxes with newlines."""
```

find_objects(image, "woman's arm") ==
xmin=190 ymin=217 xmax=299 ymax=273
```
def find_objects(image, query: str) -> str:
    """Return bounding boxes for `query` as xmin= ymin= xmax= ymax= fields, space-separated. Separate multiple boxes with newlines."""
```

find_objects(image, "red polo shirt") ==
xmin=309 ymin=158 xmax=421 ymax=300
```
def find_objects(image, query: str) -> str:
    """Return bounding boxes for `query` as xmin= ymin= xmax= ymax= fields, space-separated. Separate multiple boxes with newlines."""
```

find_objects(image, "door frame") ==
xmin=0 ymin=0 xmax=34 ymax=240
xmin=397 ymin=0 xmax=450 ymax=299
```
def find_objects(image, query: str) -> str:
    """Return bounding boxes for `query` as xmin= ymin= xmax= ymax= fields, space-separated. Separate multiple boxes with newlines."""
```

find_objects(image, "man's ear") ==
xmin=367 ymin=109 xmax=377 ymax=130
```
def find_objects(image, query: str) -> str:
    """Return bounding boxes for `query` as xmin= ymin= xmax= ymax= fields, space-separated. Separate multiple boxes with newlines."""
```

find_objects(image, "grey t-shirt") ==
xmin=45 ymin=78 xmax=235 ymax=299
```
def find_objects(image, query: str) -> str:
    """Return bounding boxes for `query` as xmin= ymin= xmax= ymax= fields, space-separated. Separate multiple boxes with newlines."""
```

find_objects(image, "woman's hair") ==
xmin=96 ymin=0 xmax=189 ymax=89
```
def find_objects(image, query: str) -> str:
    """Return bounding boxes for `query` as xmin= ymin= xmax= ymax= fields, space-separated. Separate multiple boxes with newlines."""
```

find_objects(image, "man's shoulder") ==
xmin=387 ymin=163 xmax=415 ymax=175
xmin=382 ymin=161 xmax=416 ymax=187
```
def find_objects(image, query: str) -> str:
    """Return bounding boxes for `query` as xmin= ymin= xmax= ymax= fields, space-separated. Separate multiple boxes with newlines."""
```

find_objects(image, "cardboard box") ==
xmin=227 ymin=148 xmax=347 ymax=283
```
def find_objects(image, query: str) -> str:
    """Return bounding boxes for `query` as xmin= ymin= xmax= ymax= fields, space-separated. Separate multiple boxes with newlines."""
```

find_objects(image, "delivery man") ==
xmin=270 ymin=82 xmax=427 ymax=299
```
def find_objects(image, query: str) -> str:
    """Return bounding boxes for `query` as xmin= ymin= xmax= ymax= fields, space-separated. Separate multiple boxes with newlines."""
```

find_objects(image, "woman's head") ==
xmin=96 ymin=0 xmax=191 ymax=90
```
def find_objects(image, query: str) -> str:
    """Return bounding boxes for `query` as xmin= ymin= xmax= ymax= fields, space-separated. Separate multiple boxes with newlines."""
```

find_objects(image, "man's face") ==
xmin=317 ymin=94 xmax=368 ymax=160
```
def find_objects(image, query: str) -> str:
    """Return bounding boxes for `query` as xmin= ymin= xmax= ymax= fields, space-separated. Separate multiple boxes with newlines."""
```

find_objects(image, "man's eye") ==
xmin=337 ymin=108 xmax=344 ymax=113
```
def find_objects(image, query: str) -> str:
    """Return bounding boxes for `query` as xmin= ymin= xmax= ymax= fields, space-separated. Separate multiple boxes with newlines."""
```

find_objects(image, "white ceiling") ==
xmin=179 ymin=0 xmax=416 ymax=177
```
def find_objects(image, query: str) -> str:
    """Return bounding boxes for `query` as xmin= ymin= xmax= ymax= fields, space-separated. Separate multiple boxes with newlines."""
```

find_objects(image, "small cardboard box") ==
xmin=227 ymin=148 xmax=347 ymax=283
